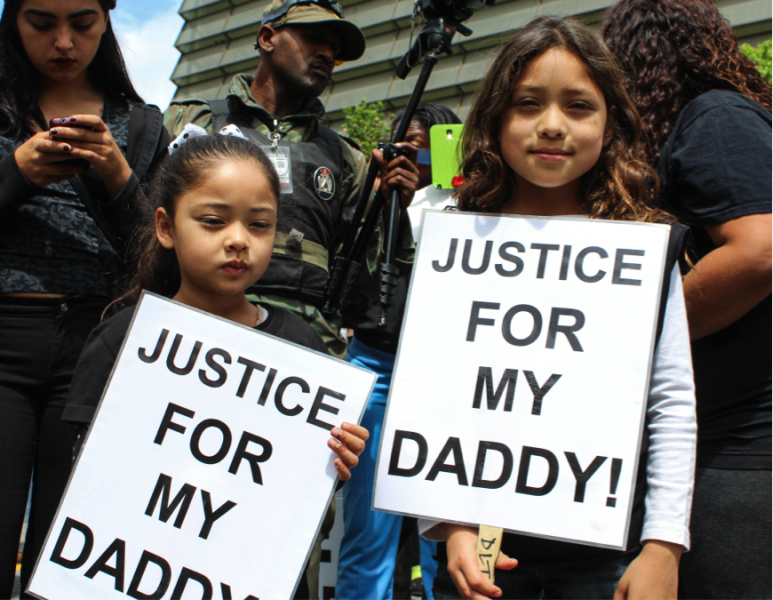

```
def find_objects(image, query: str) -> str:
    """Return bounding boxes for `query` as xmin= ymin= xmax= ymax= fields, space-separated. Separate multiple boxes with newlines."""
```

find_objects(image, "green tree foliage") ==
xmin=740 ymin=39 xmax=772 ymax=83
xmin=342 ymin=99 xmax=393 ymax=156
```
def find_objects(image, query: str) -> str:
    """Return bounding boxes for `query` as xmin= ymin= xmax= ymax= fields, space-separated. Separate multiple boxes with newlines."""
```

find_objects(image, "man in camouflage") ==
xmin=164 ymin=0 xmax=418 ymax=360
xmin=165 ymin=3 xmax=418 ymax=596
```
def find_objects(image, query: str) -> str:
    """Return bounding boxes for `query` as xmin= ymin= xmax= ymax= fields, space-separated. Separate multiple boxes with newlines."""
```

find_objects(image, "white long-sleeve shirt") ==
xmin=419 ymin=264 xmax=697 ymax=550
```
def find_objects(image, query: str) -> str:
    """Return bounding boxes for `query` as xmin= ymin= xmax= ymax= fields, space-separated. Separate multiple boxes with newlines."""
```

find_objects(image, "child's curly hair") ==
xmin=456 ymin=15 xmax=671 ymax=223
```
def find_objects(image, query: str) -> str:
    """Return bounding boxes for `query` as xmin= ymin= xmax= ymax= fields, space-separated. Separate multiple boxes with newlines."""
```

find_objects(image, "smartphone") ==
xmin=48 ymin=117 xmax=93 ymax=130
xmin=48 ymin=118 xmax=92 ymax=168
xmin=430 ymin=124 xmax=464 ymax=190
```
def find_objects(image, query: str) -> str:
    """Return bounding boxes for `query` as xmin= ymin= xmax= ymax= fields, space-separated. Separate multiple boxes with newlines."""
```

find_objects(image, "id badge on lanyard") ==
xmin=262 ymin=123 xmax=293 ymax=194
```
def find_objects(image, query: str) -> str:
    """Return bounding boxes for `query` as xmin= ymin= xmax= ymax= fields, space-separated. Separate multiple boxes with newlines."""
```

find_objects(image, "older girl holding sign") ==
xmin=422 ymin=17 xmax=696 ymax=600
xmin=0 ymin=0 xmax=169 ymax=596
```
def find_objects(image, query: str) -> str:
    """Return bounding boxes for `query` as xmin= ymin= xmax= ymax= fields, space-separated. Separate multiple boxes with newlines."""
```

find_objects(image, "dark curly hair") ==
xmin=456 ymin=15 xmax=670 ymax=223
xmin=0 ymin=0 xmax=142 ymax=139
xmin=600 ymin=0 xmax=772 ymax=164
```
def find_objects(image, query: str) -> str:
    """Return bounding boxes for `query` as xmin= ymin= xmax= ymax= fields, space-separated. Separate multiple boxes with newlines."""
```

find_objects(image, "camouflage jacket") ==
xmin=164 ymin=74 xmax=414 ymax=357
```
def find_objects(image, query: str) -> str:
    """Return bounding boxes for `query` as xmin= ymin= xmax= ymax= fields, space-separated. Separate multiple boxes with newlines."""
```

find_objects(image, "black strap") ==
xmin=655 ymin=222 xmax=689 ymax=344
xmin=127 ymin=102 xmax=165 ymax=181
xmin=208 ymin=99 xmax=237 ymax=132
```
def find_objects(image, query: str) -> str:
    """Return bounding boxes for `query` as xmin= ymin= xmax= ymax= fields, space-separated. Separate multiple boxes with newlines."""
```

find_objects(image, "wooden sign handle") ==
xmin=475 ymin=525 xmax=504 ymax=583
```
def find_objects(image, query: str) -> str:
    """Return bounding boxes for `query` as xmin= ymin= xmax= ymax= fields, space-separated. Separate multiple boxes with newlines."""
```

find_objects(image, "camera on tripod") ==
xmin=414 ymin=0 xmax=494 ymax=28
xmin=322 ymin=0 xmax=495 ymax=327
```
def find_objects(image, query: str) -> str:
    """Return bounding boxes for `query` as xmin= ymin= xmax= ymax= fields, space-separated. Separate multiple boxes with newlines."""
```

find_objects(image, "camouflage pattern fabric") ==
xmin=165 ymin=74 xmax=415 ymax=358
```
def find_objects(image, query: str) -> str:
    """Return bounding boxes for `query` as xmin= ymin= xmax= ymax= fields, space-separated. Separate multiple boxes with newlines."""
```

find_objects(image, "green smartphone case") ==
xmin=430 ymin=124 xmax=464 ymax=189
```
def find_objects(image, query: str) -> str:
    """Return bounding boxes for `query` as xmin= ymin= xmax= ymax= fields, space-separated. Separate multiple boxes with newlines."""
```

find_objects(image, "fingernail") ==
xmin=328 ymin=438 xmax=340 ymax=449
xmin=50 ymin=129 xmax=57 ymax=135
xmin=64 ymin=145 xmax=72 ymax=152
xmin=331 ymin=427 xmax=341 ymax=437
xmin=341 ymin=422 xmax=351 ymax=429
xmin=69 ymin=117 xmax=77 ymax=122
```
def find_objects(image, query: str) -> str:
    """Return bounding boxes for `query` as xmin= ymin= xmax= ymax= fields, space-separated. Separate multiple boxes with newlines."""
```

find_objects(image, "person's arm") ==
xmin=97 ymin=110 xmax=172 ymax=250
xmin=372 ymin=142 xmax=420 ymax=225
xmin=683 ymin=212 xmax=772 ymax=340
xmin=614 ymin=266 xmax=696 ymax=599
xmin=435 ymin=523 xmax=517 ymax=600
xmin=661 ymin=99 xmax=772 ymax=340
xmin=328 ymin=422 xmax=369 ymax=480
xmin=49 ymin=114 xmax=135 ymax=200
xmin=0 ymin=149 xmax=39 ymax=216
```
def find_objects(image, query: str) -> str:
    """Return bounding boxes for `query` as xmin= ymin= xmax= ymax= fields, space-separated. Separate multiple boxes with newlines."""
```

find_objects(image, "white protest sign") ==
xmin=29 ymin=293 xmax=376 ymax=600
xmin=374 ymin=211 xmax=670 ymax=549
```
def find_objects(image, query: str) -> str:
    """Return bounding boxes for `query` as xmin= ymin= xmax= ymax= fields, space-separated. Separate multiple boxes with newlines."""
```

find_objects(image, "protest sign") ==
xmin=28 ymin=293 xmax=376 ymax=600
xmin=373 ymin=211 xmax=670 ymax=549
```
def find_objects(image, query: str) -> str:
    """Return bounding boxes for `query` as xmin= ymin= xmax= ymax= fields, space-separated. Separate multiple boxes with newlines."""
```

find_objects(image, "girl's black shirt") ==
xmin=62 ymin=302 xmax=330 ymax=425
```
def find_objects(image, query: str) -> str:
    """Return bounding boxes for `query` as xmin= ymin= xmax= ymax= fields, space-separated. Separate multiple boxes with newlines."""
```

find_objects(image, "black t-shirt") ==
xmin=656 ymin=89 xmax=771 ymax=469
xmin=63 ymin=302 xmax=330 ymax=425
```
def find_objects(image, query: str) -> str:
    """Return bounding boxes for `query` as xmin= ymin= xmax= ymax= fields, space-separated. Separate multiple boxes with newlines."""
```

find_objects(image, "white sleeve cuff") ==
xmin=418 ymin=518 xmax=445 ymax=541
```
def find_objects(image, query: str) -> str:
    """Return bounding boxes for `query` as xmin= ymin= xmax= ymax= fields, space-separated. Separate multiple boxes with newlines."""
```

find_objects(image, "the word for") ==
xmin=155 ymin=402 xmax=273 ymax=485
xmin=467 ymin=301 xmax=585 ymax=351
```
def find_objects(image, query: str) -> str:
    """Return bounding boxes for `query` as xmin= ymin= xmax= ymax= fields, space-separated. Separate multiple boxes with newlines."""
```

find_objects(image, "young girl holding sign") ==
xmin=422 ymin=16 xmax=696 ymax=600
xmin=60 ymin=134 xmax=368 ymax=599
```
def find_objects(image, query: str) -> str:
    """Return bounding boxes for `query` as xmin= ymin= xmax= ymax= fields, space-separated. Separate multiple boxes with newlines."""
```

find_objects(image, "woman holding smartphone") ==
xmin=0 ymin=1 xmax=169 ymax=596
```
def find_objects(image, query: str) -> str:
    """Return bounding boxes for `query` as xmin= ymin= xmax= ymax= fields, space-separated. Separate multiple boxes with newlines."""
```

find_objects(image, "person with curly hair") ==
xmin=420 ymin=15 xmax=697 ymax=600
xmin=601 ymin=2 xmax=771 ymax=598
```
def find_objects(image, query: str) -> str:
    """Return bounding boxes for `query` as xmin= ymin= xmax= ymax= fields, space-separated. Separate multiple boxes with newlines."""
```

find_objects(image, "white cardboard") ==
xmin=374 ymin=211 xmax=670 ymax=550
xmin=28 ymin=293 xmax=376 ymax=600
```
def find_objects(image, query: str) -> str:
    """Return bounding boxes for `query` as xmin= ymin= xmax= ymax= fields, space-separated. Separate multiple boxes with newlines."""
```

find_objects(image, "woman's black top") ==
xmin=656 ymin=89 xmax=772 ymax=470
xmin=0 ymin=95 xmax=170 ymax=297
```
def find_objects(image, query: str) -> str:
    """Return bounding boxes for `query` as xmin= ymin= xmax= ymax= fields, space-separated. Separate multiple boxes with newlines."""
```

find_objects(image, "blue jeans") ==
xmin=337 ymin=337 xmax=438 ymax=600
xmin=433 ymin=550 xmax=636 ymax=599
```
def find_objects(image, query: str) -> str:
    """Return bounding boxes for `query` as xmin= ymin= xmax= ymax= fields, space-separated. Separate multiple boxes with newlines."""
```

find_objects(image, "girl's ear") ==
xmin=156 ymin=207 xmax=175 ymax=250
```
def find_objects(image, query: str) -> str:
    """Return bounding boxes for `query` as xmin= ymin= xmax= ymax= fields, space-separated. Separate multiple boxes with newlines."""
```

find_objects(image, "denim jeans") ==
xmin=433 ymin=549 xmax=637 ymax=599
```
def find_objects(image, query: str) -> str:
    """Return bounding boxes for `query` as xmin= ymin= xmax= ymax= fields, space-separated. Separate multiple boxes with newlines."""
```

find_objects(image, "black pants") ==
xmin=680 ymin=467 xmax=772 ymax=599
xmin=0 ymin=296 xmax=106 ymax=598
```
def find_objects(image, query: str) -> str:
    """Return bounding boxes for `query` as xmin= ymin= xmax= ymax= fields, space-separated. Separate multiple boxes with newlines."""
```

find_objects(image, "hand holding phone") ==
xmin=47 ymin=114 xmax=133 ymax=200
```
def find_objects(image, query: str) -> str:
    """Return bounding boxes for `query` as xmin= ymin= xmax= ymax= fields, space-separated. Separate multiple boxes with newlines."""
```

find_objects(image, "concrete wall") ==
xmin=171 ymin=0 xmax=772 ymax=129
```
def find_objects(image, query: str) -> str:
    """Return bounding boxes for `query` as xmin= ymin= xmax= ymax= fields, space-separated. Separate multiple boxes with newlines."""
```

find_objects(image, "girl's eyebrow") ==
xmin=24 ymin=8 xmax=99 ymax=18
xmin=515 ymin=85 xmax=594 ymax=95
xmin=194 ymin=202 xmax=275 ymax=213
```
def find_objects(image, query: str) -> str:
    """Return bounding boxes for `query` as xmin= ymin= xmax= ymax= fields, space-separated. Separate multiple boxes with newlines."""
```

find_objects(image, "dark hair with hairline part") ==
xmin=391 ymin=102 xmax=462 ymax=139
xmin=457 ymin=15 xmax=671 ymax=223
xmin=0 ymin=0 xmax=143 ymax=139
xmin=601 ymin=0 xmax=772 ymax=164
xmin=119 ymin=135 xmax=281 ymax=307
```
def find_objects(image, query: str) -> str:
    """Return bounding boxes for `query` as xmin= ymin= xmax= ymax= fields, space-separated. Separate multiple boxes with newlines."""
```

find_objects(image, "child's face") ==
xmin=156 ymin=160 xmax=278 ymax=303
xmin=500 ymin=48 xmax=609 ymax=196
